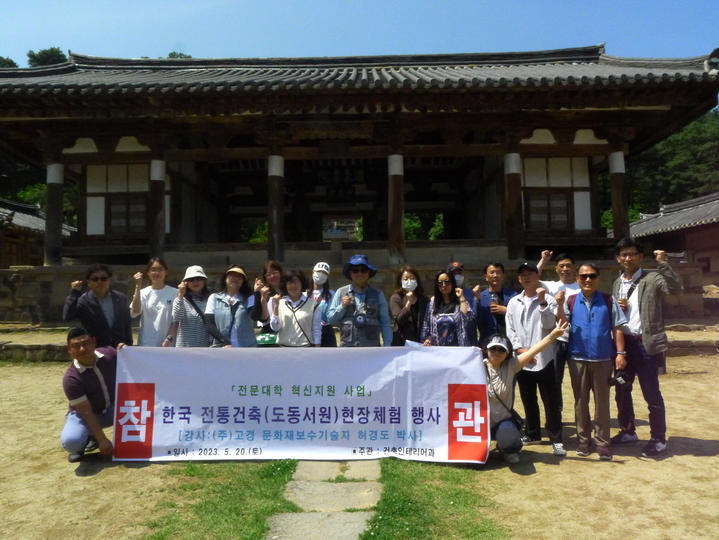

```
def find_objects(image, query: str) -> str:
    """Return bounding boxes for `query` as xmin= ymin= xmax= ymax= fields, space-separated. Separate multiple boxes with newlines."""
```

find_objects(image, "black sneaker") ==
xmin=68 ymin=451 xmax=84 ymax=463
xmin=610 ymin=430 xmax=639 ymax=445
xmin=641 ymin=438 xmax=667 ymax=458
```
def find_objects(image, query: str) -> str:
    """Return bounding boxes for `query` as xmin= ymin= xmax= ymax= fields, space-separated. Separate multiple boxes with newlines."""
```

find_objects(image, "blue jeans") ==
xmin=615 ymin=339 xmax=666 ymax=441
xmin=492 ymin=418 xmax=523 ymax=455
xmin=60 ymin=409 xmax=114 ymax=453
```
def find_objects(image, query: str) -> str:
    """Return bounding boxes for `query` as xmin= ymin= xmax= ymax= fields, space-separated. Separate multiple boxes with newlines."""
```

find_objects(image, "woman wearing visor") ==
xmin=483 ymin=322 xmax=567 ymax=464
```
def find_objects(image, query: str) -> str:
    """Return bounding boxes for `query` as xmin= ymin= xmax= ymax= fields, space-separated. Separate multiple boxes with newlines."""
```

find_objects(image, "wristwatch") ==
xmin=165 ymin=335 xmax=174 ymax=343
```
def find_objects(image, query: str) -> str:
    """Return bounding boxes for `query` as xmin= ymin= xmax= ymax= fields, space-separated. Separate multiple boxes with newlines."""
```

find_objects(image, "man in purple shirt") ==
xmin=61 ymin=327 xmax=125 ymax=463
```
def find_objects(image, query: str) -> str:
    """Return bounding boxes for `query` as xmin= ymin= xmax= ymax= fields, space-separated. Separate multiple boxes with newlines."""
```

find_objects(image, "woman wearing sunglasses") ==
xmin=130 ymin=257 xmax=178 ymax=346
xmin=165 ymin=266 xmax=211 ymax=348
xmin=484 ymin=322 xmax=568 ymax=464
xmin=420 ymin=270 xmax=473 ymax=347
xmin=204 ymin=265 xmax=258 ymax=348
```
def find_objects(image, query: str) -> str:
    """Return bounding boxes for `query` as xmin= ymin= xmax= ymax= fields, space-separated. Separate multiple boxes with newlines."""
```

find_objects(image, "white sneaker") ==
xmin=503 ymin=452 xmax=520 ymax=464
xmin=552 ymin=442 xmax=567 ymax=456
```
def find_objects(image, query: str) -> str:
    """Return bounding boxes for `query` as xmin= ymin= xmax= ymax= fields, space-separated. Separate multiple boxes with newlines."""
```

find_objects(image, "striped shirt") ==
xmin=172 ymin=295 xmax=210 ymax=348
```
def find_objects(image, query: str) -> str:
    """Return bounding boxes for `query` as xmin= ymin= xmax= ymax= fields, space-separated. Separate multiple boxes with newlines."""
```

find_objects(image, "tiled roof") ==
xmin=630 ymin=192 xmax=719 ymax=237
xmin=0 ymin=199 xmax=74 ymax=237
xmin=0 ymin=45 xmax=715 ymax=96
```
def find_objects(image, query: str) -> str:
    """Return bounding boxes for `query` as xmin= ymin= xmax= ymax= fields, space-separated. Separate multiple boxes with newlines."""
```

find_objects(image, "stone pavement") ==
xmin=264 ymin=460 xmax=381 ymax=540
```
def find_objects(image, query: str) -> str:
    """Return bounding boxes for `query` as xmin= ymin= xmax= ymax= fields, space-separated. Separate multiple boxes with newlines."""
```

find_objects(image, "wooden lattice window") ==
xmin=109 ymin=195 xmax=147 ymax=234
xmin=524 ymin=190 xmax=571 ymax=231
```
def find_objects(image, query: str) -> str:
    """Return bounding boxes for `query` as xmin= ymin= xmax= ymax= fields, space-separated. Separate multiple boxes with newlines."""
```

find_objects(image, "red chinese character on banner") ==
xmin=114 ymin=383 xmax=155 ymax=459
xmin=447 ymin=384 xmax=489 ymax=462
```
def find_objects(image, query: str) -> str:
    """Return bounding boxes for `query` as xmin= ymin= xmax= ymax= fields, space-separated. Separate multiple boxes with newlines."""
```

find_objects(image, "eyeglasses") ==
xmin=88 ymin=276 xmax=109 ymax=283
xmin=578 ymin=273 xmax=598 ymax=280
xmin=437 ymin=280 xmax=452 ymax=286
xmin=618 ymin=252 xmax=640 ymax=259
xmin=265 ymin=270 xmax=280 ymax=277
xmin=351 ymin=267 xmax=370 ymax=274
xmin=488 ymin=346 xmax=506 ymax=353
xmin=185 ymin=277 xmax=204 ymax=283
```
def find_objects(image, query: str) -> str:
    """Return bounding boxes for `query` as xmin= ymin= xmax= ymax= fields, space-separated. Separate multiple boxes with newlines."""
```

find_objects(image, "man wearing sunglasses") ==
xmin=63 ymin=264 xmax=133 ymax=348
xmin=565 ymin=263 xmax=627 ymax=460
xmin=611 ymin=237 xmax=682 ymax=458
xmin=327 ymin=254 xmax=392 ymax=347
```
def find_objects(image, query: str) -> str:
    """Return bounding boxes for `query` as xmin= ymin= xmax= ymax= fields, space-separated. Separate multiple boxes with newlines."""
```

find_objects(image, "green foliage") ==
xmin=621 ymin=109 xmax=719 ymax=214
xmin=600 ymin=205 xmax=643 ymax=229
xmin=167 ymin=52 xmax=193 ymax=59
xmin=428 ymin=213 xmax=445 ymax=240
xmin=0 ymin=56 xmax=18 ymax=68
xmin=248 ymin=221 xmax=268 ymax=244
xmin=26 ymin=47 xmax=67 ymax=67
xmin=15 ymin=182 xmax=78 ymax=225
xmin=354 ymin=217 xmax=364 ymax=241
xmin=361 ymin=458 xmax=508 ymax=540
xmin=404 ymin=213 xmax=422 ymax=240
xmin=147 ymin=459 xmax=300 ymax=540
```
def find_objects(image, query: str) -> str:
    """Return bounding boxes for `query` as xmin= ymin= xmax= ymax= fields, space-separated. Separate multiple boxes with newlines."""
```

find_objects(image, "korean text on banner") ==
xmin=113 ymin=346 xmax=489 ymax=463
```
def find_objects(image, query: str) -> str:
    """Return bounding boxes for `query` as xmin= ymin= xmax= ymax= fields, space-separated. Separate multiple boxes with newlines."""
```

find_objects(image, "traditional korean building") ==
xmin=629 ymin=192 xmax=719 ymax=285
xmin=0 ymin=44 xmax=717 ymax=268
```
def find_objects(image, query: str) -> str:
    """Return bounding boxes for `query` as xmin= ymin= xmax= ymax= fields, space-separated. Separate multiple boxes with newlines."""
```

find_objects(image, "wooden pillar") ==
xmin=609 ymin=151 xmax=630 ymax=240
xmin=267 ymin=155 xmax=285 ymax=263
xmin=148 ymin=159 xmax=166 ymax=258
xmin=387 ymin=154 xmax=405 ymax=265
xmin=504 ymin=153 xmax=525 ymax=260
xmin=44 ymin=163 xmax=64 ymax=266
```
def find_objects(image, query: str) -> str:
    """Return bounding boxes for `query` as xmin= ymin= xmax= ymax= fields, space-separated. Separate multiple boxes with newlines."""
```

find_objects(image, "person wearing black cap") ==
xmin=505 ymin=261 xmax=566 ymax=456
xmin=446 ymin=261 xmax=479 ymax=345
xmin=484 ymin=322 xmax=567 ymax=464
xmin=326 ymin=254 xmax=392 ymax=347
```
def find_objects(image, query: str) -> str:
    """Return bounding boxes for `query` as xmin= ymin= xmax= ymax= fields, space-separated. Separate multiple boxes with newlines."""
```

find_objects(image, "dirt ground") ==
xmin=2 ymin=350 xmax=719 ymax=539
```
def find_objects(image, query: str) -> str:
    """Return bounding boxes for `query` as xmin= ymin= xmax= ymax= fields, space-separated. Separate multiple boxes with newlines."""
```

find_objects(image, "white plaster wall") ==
xmin=86 ymin=197 xmax=105 ymax=235
xmin=573 ymin=191 xmax=592 ymax=231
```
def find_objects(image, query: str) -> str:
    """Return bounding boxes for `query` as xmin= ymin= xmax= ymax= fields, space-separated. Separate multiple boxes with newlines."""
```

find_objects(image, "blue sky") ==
xmin=2 ymin=0 xmax=718 ymax=66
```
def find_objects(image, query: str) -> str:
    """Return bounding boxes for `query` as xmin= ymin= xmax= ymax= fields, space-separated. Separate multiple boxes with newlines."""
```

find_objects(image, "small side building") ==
xmin=629 ymin=192 xmax=719 ymax=285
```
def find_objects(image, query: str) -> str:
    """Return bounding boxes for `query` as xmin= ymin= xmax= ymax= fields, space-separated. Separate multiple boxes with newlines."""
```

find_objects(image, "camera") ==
xmin=609 ymin=370 xmax=630 ymax=387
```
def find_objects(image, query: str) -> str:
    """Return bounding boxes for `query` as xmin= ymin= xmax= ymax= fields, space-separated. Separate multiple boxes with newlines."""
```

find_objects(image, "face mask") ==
xmin=313 ymin=272 xmax=328 ymax=285
xmin=402 ymin=279 xmax=418 ymax=291
xmin=454 ymin=274 xmax=465 ymax=287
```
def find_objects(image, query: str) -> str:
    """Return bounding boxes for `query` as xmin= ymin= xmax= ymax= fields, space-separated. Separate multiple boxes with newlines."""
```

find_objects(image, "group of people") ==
xmin=61 ymin=237 xmax=682 ymax=466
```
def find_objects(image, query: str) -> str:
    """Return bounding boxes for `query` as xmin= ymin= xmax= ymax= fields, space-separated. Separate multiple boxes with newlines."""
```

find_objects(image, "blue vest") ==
xmin=336 ymin=284 xmax=382 ymax=347
xmin=568 ymin=292 xmax=614 ymax=360
xmin=211 ymin=293 xmax=257 ymax=348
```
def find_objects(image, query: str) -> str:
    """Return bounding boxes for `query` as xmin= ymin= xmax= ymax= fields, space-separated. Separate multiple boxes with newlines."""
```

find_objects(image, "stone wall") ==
xmin=0 ymin=257 xmax=707 ymax=323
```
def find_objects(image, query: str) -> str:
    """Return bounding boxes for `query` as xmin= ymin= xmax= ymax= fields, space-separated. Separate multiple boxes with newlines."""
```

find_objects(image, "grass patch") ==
xmin=147 ymin=459 xmax=300 ymax=540
xmin=360 ymin=458 xmax=509 ymax=540
xmin=325 ymin=475 xmax=366 ymax=483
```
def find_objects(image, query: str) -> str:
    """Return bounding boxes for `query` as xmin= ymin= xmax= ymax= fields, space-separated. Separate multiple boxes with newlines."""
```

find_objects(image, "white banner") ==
xmin=113 ymin=346 xmax=490 ymax=463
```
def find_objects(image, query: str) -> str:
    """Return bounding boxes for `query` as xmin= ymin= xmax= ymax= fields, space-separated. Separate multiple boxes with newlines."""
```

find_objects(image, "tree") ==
xmin=0 ymin=56 xmax=18 ymax=68
xmin=598 ymin=109 xmax=719 ymax=223
xmin=404 ymin=213 xmax=422 ymax=240
xmin=428 ymin=213 xmax=445 ymax=240
xmin=26 ymin=47 xmax=67 ymax=67
xmin=15 ymin=182 xmax=77 ymax=226
xmin=167 ymin=52 xmax=192 ymax=59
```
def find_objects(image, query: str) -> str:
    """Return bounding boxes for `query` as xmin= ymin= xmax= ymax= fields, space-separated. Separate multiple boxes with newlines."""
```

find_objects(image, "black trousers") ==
xmin=516 ymin=361 xmax=563 ymax=443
